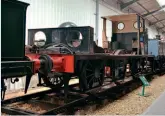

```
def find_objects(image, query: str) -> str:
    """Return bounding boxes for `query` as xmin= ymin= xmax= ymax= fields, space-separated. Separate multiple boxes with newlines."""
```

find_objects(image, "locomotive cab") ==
xmin=102 ymin=13 xmax=148 ymax=55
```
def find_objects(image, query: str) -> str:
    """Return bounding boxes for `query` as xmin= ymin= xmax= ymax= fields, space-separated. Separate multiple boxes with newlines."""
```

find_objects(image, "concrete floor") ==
xmin=143 ymin=90 xmax=165 ymax=115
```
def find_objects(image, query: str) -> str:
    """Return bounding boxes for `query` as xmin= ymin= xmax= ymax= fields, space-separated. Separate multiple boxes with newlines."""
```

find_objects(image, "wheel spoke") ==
xmin=92 ymin=78 xmax=95 ymax=85
xmin=86 ymin=73 xmax=94 ymax=78
xmin=86 ymin=68 xmax=93 ymax=72
xmin=51 ymin=78 xmax=54 ymax=83
xmin=55 ymin=77 xmax=58 ymax=84
xmin=82 ymin=61 xmax=105 ymax=89
xmin=46 ymin=75 xmax=63 ymax=87
xmin=98 ymin=77 xmax=102 ymax=85
xmin=88 ymin=61 xmax=93 ymax=69
xmin=56 ymin=77 xmax=58 ymax=84
xmin=88 ymin=76 xmax=95 ymax=84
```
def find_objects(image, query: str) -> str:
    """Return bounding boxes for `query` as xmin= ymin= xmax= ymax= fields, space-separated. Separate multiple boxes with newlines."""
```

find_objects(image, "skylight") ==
xmin=157 ymin=0 xmax=165 ymax=7
xmin=157 ymin=0 xmax=165 ymax=11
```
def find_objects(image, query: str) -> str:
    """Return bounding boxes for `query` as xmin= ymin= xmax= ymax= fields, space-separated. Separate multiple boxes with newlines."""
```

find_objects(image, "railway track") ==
xmin=1 ymin=70 xmax=164 ymax=115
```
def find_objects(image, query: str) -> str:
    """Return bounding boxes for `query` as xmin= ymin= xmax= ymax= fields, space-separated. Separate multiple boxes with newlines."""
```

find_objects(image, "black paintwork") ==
xmin=28 ymin=26 xmax=104 ymax=53
xmin=1 ymin=0 xmax=33 ymax=78
xmin=1 ymin=0 xmax=34 ymax=101
xmin=1 ymin=61 xmax=34 ymax=79
xmin=111 ymin=32 xmax=137 ymax=50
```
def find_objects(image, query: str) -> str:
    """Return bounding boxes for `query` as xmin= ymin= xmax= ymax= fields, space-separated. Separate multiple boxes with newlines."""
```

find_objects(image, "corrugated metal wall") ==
xmin=7 ymin=0 xmax=164 ymax=91
xmin=20 ymin=0 xmax=164 ymax=44
xmin=24 ymin=0 xmax=94 ymax=27
xmin=21 ymin=0 xmax=95 ymax=45
xmin=20 ymin=0 xmax=123 ymax=46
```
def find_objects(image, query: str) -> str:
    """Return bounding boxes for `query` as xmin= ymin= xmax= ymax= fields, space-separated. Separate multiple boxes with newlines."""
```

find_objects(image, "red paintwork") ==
xmin=49 ymin=54 xmax=74 ymax=73
xmin=105 ymin=66 xmax=111 ymax=77
xmin=26 ymin=54 xmax=40 ymax=73
xmin=26 ymin=53 xmax=74 ymax=73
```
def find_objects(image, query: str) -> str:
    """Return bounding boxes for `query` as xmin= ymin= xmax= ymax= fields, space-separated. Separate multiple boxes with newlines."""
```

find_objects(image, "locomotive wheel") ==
xmin=47 ymin=73 xmax=64 ymax=87
xmin=137 ymin=60 xmax=141 ymax=72
xmin=38 ymin=72 xmax=64 ymax=88
xmin=130 ymin=59 xmax=140 ymax=79
xmin=80 ymin=60 xmax=105 ymax=90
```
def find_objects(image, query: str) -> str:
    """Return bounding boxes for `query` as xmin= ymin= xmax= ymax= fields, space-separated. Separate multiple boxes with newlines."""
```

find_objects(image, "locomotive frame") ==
xmin=25 ymin=26 xmax=156 ymax=95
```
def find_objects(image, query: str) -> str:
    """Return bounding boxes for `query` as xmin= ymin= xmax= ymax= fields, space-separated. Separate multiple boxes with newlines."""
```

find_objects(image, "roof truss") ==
xmin=120 ymin=0 xmax=139 ymax=10
xmin=149 ymin=19 xmax=165 ymax=26
xmin=142 ymin=5 xmax=165 ymax=17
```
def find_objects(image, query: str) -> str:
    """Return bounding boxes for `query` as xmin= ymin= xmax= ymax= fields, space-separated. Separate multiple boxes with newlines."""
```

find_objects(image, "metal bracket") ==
xmin=1 ymin=79 xmax=7 ymax=101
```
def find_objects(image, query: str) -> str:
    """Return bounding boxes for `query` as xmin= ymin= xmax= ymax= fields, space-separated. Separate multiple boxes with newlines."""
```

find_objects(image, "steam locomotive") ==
xmin=1 ymin=0 xmax=165 ymax=100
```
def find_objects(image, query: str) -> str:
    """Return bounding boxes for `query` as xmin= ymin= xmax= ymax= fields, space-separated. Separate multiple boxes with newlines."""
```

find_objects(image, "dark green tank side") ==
xmin=1 ymin=0 xmax=29 ymax=61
